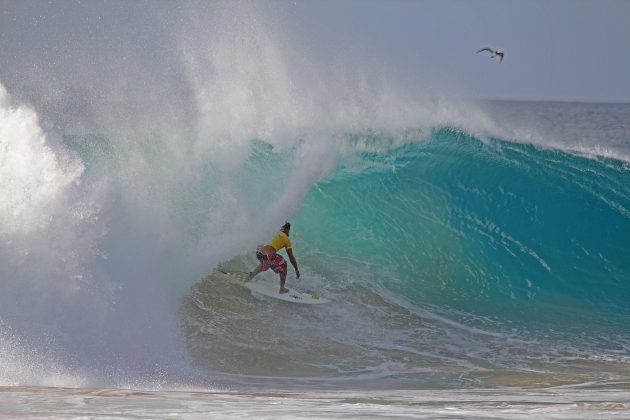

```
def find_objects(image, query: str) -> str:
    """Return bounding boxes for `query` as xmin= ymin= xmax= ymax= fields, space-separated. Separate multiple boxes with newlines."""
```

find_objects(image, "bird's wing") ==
xmin=476 ymin=48 xmax=493 ymax=54
xmin=498 ymin=52 xmax=505 ymax=62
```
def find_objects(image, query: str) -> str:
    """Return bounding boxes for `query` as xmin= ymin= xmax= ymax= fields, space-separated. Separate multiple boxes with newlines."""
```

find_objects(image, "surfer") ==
xmin=249 ymin=222 xmax=300 ymax=294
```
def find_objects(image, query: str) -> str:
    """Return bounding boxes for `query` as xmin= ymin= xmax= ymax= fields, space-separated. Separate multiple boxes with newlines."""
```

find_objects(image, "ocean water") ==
xmin=1 ymin=5 xmax=629 ymax=413
xmin=2 ymin=77 xmax=629 ymax=416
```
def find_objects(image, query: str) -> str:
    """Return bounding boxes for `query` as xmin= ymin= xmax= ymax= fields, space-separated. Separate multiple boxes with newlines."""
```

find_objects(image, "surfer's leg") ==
xmin=276 ymin=260 xmax=289 ymax=293
xmin=248 ymin=264 xmax=266 ymax=280
xmin=250 ymin=250 xmax=270 ymax=280
xmin=279 ymin=271 xmax=289 ymax=294
xmin=268 ymin=254 xmax=289 ymax=293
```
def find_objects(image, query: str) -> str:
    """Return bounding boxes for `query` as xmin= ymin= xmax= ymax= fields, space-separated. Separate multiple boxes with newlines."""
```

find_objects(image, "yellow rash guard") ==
xmin=268 ymin=231 xmax=292 ymax=252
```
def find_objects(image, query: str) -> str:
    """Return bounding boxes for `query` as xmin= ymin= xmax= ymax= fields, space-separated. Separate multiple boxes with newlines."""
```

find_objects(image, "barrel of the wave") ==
xmin=295 ymin=128 xmax=630 ymax=332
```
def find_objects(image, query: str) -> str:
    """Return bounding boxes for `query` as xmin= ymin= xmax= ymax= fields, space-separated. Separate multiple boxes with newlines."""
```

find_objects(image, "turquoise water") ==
xmin=298 ymin=129 xmax=630 ymax=332
xmin=176 ymin=114 xmax=630 ymax=391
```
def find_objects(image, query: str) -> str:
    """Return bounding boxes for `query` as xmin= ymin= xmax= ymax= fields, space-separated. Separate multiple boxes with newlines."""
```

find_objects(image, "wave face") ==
xmin=300 ymin=129 xmax=630 ymax=328
xmin=184 ymin=126 xmax=630 ymax=388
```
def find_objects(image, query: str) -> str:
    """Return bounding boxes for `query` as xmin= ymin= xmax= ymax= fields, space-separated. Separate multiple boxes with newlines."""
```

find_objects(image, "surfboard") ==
xmin=217 ymin=269 xmax=330 ymax=304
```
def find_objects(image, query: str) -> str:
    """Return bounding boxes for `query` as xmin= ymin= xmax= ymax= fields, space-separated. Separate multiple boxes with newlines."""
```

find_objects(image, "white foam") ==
xmin=0 ymin=84 xmax=84 ymax=236
xmin=0 ymin=321 xmax=87 ymax=388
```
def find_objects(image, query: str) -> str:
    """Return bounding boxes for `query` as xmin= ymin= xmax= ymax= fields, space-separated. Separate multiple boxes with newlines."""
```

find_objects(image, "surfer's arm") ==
xmin=287 ymin=248 xmax=300 ymax=279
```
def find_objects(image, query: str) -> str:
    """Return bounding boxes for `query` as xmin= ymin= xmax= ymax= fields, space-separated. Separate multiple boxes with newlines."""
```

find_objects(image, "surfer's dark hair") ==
xmin=282 ymin=222 xmax=291 ymax=231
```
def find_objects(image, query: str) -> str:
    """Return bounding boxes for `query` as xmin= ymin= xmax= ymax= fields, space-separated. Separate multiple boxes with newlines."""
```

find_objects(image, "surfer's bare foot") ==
xmin=279 ymin=287 xmax=290 ymax=294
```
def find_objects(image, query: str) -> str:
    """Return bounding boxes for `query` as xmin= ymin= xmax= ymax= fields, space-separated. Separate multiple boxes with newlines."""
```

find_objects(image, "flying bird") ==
xmin=476 ymin=48 xmax=505 ymax=63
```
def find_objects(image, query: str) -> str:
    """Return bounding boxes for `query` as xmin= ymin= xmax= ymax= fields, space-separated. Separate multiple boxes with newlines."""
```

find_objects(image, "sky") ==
xmin=0 ymin=0 xmax=629 ymax=104
xmin=287 ymin=0 xmax=630 ymax=102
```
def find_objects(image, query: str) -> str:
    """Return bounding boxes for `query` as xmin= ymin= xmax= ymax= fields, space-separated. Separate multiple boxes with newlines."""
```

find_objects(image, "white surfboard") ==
xmin=218 ymin=270 xmax=330 ymax=304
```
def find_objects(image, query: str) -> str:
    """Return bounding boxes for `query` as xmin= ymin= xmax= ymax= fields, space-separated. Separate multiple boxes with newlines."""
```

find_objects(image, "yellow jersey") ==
xmin=268 ymin=231 xmax=292 ymax=252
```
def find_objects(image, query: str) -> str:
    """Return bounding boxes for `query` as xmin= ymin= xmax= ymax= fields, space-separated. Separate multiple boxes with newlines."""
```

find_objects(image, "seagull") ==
xmin=476 ymin=47 xmax=505 ymax=63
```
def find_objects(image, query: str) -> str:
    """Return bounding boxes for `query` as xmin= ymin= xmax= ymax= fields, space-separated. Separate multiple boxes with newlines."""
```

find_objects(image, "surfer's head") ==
xmin=281 ymin=222 xmax=291 ymax=233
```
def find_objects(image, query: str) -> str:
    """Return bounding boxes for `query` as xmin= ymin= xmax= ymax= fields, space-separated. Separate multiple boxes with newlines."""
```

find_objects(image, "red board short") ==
xmin=256 ymin=249 xmax=288 ymax=274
